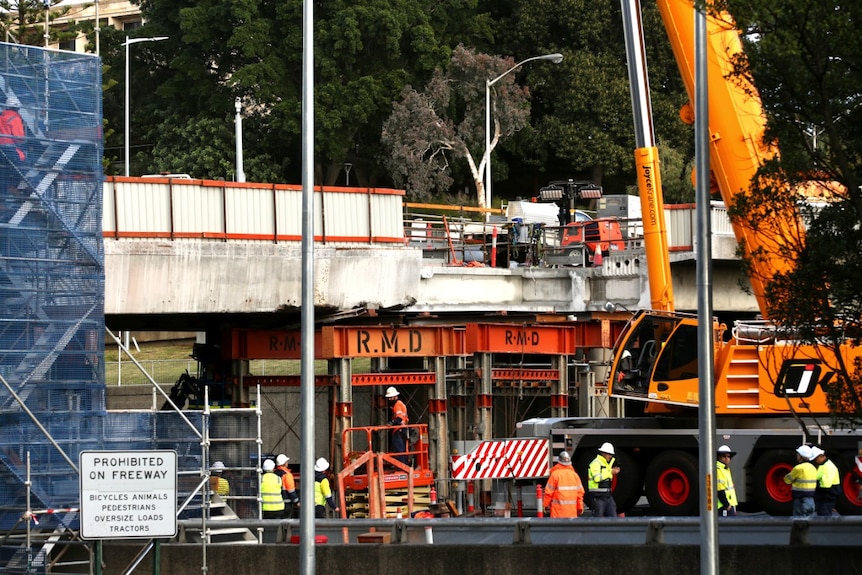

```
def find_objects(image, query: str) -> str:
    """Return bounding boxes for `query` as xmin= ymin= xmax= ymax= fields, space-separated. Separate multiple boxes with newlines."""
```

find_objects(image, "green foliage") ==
xmin=0 ymin=0 xmax=79 ymax=46
xmin=503 ymin=0 xmax=693 ymax=194
xmin=721 ymin=0 xmax=862 ymax=422
xmin=106 ymin=0 xmax=693 ymax=201
xmin=655 ymin=140 xmax=695 ymax=204
xmin=107 ymin=0 xmax=452 ymax=185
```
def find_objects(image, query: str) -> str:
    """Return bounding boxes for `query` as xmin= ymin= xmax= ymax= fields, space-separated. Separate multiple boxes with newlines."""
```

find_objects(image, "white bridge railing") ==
xmin=102 ymin=176 xmax=406 ymax=246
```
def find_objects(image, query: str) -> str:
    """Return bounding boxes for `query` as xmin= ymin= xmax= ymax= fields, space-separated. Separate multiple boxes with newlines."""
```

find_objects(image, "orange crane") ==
xmin=479 ymin=0 xmax=862 ymax=518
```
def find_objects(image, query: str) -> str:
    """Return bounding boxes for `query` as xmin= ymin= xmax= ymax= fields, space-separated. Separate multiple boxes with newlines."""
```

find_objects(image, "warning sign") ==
xmin=79 ymin=450 xmax=177 ymax=539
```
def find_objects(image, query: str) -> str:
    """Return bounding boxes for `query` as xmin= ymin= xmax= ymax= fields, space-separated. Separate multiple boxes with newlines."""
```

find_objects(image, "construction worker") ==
xmin=209 ymin=461 xmax=230 ymax=497
xmin=542 ymin=451 xmax=585 ymax=518
xmin=313 ymin=457 xmax=339 ymax=518
xmin=0 ymin=94 xmax=25 ymax=194
xmin=274 ymin=454 xmax=300 ymax=518
xmin=810 ymin=446 xmax=841 ymax=516
xmin=385 ymin=386 xmax=410 ymax=465
xmin=587 ymin=442 xmax=620 ymax=517
xmin=260 ymin=458 xmax=285 ymax=519
xmin=716 ymin=445 xmax=738 ymax=516
xmin=784 ymin=444 xmax=817 ymax=517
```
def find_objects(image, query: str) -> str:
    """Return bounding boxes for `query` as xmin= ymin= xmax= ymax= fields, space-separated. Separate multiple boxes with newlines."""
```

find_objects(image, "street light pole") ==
xmin=235 ymin=97 xmax=245 ymax=182
xmin=484 ymin=52 xmax=563 ymax=220
xmin=124 ymin=35 xmax=168 ymax=177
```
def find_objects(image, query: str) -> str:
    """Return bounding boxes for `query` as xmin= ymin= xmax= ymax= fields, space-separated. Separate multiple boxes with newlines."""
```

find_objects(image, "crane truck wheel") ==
xmin=575 ymin=449 xmax=643 ymax=514
xmin=751 ymin=450 xmax=794 ymax=516
xmin=835 ymin=452 xmax=862 ymax=516
xmin=644 ymin=450 xmax=698 ymax=516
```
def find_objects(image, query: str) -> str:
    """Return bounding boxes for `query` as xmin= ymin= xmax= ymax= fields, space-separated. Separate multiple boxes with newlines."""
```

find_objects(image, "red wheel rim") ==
xmin=764 ymin=463 xmax=792 ymax=503
xmin=843 ymin=472 xmax=862 ymax=505
xmin=656 ymin=467 xmax=690 ymax=506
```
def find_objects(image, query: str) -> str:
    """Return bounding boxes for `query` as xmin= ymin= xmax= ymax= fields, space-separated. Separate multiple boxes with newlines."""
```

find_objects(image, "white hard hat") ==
xmin=717 ymin=445 xmax=736 ymax=457
xmin=796 ymin=445 xmax=813 ymax=460
xmin=210 ymin=461 xmax=225 ymax=473
xmin=6 ymin=95 xmax=20 ymax=108
xmin=558 ymin=451 xmax=572 ymax=465
xmin=809 ymin=446 xmax=825 ymax=460
xmin=598 ymin=442 xmax=615 ymax=456
xmin=385 ymin=386 xmax=399 ymax=398
xmin=314 ymin=457 xmax=330 ymax=472
xmin=621 ymin=350 xmax=632 ymax=359
xmin=276 ymin=454 xmax=289 ymax=466
xmin=262 ymin=459 xmax=275 ymax=472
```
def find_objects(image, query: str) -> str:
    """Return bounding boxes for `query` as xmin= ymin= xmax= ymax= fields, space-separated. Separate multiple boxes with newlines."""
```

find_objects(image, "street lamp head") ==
xmin=546 ymin=53 xmax=564 ymax=64
xmin=123 ymin=35 xmax=169 ymax=47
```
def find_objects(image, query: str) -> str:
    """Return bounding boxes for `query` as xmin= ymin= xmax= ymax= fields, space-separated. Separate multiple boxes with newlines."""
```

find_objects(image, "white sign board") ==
xmin=79 ymin=450 xmax=177 ymax=539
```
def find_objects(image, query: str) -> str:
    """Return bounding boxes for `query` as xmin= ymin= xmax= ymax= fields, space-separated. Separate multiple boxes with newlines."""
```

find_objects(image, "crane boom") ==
xmin=621 ymin=0 xmax=675 ymax=312
xmin=656 ymin=0 xmax=799 ymax=318
xmin=607 ymin=0 xmax=862 ymax=416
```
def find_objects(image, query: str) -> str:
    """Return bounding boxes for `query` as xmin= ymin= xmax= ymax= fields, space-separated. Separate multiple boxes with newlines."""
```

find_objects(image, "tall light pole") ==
xmin=124 ymin=35 xmax=168 ymax=177
xmin=235 ymin=97 xmax=245 ymax=182
xmin=484 ymin=52 xmax=563 ymax=220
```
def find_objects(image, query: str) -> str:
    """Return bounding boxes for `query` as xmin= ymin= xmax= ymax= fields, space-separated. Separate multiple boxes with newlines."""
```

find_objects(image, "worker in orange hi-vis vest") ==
xmin=0 ymin=94 xmax=26 ymax=195
xmin=542 ymin=451 xmax=585 ymax=518
xmin=385 ymin=386 xmax=409 ymax=465
xmin=274 ymin=453 xmax=300 ymax=518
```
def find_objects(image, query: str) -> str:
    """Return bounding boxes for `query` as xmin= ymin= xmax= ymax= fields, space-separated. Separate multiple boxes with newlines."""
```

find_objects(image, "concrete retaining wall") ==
xmin=99 ymin=543 xmax=862 ymax=575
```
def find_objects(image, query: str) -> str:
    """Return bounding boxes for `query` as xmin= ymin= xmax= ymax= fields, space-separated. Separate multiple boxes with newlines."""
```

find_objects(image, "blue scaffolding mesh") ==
xmin=0 ymin=42 xmax=105 ymax=529
xmin=0 ymin=45 xmax=258 ymax=539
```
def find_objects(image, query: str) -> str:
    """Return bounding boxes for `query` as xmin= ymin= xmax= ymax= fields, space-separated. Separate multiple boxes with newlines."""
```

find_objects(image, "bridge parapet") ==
xmin=103 ymin=177 xmax=406 ymax=246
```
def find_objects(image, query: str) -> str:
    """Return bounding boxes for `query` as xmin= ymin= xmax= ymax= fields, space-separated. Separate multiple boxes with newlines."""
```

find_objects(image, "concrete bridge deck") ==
xmin=102 ymin=176 xmax=756 ymax=331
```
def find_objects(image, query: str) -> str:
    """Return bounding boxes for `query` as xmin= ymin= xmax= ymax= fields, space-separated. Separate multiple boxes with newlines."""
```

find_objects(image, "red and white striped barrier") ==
xmin=24 ymin=507 xmax=79 ymax=525
xmin=451 ymin=438 xmax=549 ymax=480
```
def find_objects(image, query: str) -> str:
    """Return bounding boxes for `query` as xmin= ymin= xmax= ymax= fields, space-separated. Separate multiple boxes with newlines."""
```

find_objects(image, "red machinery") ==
xmin=337 ymin=424 xmax=434 ymax=518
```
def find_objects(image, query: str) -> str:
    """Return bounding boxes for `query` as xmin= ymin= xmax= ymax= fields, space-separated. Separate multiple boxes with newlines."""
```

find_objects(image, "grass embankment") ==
xmin=104 ymin=339 xmax=195 ymax=363
xmin=103 ymin=339 xmax=367 ymax=385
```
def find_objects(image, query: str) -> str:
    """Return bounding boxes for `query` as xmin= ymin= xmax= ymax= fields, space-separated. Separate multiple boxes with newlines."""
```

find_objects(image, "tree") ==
xmin=721 ymin=0 xmax=862 ymax=423
xmin=381 ymin=45 xmax=533 ymax=203
xmin=111 ymin=0 xmax=451 ymax=183
xmin=497 ymin=0 xmax=694 ymax=197
xmin=0 ymin=1 xmax=78 ymax=46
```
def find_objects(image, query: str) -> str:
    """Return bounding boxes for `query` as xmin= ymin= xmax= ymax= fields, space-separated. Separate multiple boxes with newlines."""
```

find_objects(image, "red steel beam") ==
xmin=464 ymin=320 xmax=626 ymax=354
xmin=321 ymin=325 xmax=465 ymax=358
xmin=224 ymin=329 xmax=323 ymax=360
xmin=349 ymin=372 xmax=437 ymax=386
xmin=242 ymin=375 xmax=336 ymax=387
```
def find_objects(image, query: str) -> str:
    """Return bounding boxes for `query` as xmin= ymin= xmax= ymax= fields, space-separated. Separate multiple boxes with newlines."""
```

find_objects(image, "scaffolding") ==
xmin=0 ymin=43 xmax=262 ymax=573
xmin=0 ymin=41 xmax=104 ymax=533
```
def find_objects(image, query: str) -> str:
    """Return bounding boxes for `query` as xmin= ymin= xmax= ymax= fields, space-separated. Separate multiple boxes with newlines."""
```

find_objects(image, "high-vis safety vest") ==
xmin=543 ymin=463 xmax=585 ymax=517
xmin=588 ymin=455 xmax=615 ymax=493
xmin=210 ymin=476 xmax=230 ymax=497
xmin=716 ymin=460 xmax=738 ymax=508
xmin=0 ymin=109 xmax=25 ymax=161
xmin=315 ymin=477 xmax=334 ymax=507
xmin=391 ymin=399 xmax=408 ymax=426
xmin=784 ymin=461 xmax=818 ymax=497
xmin=817 ymin=459 xmax=841 ymax=492
xmin=260 ymin=472 xmax=285 ymax=512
